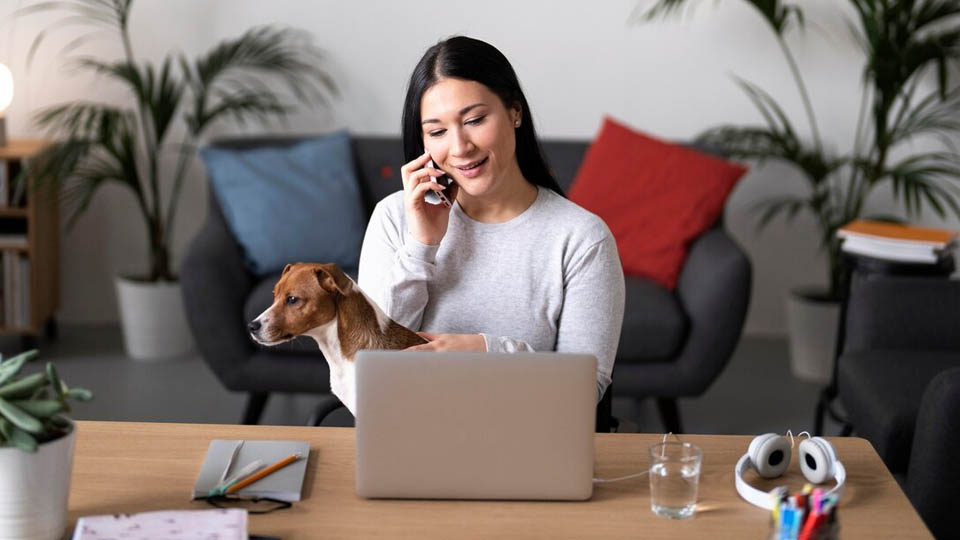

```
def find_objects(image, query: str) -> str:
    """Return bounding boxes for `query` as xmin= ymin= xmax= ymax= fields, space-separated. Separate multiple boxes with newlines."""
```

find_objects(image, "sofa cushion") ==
xmin=568 ymin=117 xmax=747 ymax=289
xmin=617 ymin=275 xmax=688 ymax=362
xmin=838 ymin=349 xmax=960 ymax=473
xmin=201 ymin=131 xmax=367 ymax=275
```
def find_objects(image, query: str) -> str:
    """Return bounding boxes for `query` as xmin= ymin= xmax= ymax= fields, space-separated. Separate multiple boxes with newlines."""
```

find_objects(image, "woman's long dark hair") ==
xmin=401 ymin=36 xmax=564 ymax=196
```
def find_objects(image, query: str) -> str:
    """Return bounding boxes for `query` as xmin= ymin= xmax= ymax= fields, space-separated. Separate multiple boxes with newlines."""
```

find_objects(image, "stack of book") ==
xmin=837 ymin=219 xmax=957 ymax=264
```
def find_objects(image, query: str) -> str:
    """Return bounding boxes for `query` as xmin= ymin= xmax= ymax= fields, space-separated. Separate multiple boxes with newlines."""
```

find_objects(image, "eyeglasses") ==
xmin=201 ymin=495 xmax=292 ymax=514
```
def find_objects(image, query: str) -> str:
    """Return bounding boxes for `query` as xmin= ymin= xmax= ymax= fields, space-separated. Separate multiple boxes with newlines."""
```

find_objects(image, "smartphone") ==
xmin=424 ymin=159 xmax=455 ymax=207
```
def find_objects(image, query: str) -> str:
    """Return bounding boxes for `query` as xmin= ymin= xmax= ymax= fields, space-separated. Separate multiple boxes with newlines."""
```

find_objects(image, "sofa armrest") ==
xmin=845 ymin=276 xmax=960 ymax=353
xmin=670 ymin=225 xmax=752 ymax=395
xmin=180 ymin=190 xmax=256 ymax=390
xmin=905 ymin=367 xmax=960 ymax=539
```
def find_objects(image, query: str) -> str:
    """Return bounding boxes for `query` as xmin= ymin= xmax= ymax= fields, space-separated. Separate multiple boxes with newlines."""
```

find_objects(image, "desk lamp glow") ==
xmin=0 ymin=63 xmax=13 ymax=147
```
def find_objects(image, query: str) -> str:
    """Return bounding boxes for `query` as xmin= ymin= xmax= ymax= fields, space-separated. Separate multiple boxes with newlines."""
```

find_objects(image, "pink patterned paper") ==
xmin=71 ymin=509 xmax=247 ymax=540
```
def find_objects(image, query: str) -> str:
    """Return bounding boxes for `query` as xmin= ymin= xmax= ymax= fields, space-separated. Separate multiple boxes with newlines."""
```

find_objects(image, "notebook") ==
xmin=72 ymin=509 xmax=247 ymax=540
xmin=193 ymin=439 xmax=310 ymax=502
xmin=355 ymin=351 xmax=597 ymax=500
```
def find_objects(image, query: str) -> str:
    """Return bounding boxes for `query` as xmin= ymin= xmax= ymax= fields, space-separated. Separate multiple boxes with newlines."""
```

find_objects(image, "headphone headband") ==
xmin=734 ymin=435 xmax=846 ymax=510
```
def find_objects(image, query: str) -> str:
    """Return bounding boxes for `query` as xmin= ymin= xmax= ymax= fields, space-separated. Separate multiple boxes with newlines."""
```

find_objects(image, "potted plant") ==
xmin=0 ymin=350 xmax=92 ymax=540
xmin=640 ymin=0 xmax=960 ymax=382
xmin=19 ymin=0 xmax=337 ymax=360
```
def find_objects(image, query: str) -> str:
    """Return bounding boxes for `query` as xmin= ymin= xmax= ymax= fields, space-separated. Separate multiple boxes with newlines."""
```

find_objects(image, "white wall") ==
xmin=0 ymin=0 xmax=957 ymax=334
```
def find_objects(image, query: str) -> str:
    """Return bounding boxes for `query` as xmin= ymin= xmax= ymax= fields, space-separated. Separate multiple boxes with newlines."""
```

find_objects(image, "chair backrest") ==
xmin=906 ymin=367 xmax=960 ymax=539
xmin=844 ymin=275 xmax=960 ymax=353
xmin=204 ymin=135 xmax=593 ymax=220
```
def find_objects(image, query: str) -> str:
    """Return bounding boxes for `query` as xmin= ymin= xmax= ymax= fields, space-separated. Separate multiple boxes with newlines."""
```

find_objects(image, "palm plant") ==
xmin=639 ymin=0 xmax=960 ymax=299
xmin=19 ymin=0 xmax=336 ymax=281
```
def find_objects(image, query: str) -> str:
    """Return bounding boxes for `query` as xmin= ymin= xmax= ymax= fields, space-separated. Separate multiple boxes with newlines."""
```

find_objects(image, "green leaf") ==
xmin=0 ymin=350 xmax=38 ymax=386
xmin=46 ymin=362 xmax=64 ymax=400
xmin=0 ymin=417 xmax=36 ymax=452
xmin=65 ymin=387 xmax=93 ymax=401
xmin=0 ymin=397 xmax=45 ymax=434
xmin=752 ymin=196 xmax=808 ymax=230
xmin=187 ymin=25 xmax=336 ymax=135
xmin=10 ymin=400 xmax=64 ymax=418
xmin=0 ymin=372 xmax=48 ymax=399
xmin=7 ymin=425 xmax=38 ymax=453
xmin=0 ymin=417 xmax=12 ymax=441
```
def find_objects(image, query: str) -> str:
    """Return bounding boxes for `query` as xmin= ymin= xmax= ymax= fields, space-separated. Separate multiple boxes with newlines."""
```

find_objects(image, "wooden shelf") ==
xmin=0 ymin=138 xmax=58 ymax=337
xmin=0 ymin=208 xmax=28 ymax=218
xmin=0 ymin=139 xmax=49 ymax=161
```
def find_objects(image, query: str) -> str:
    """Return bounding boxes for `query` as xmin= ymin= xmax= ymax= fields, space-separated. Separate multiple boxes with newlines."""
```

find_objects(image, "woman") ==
xmin=357 ymin=36 xmax=624 ymax=401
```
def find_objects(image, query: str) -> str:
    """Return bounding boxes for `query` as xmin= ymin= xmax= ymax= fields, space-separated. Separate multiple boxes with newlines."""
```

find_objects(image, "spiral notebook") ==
xmin=72 ymin=509 xmax=247 ymax=540
xmin=193 ymin=439 xmax=310 ymax=502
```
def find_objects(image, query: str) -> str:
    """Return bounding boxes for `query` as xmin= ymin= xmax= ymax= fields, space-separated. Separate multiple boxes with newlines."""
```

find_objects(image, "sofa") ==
xmin=181 ymin=135 xmax=752 ymax=430
xmin=836 ymin=275 xmax=960 ymax=536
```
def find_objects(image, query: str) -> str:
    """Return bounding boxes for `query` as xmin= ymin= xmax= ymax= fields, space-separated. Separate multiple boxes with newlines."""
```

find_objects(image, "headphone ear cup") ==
xmin=799 ymin=437 xmax=837 ymax=484
xmin=749 ymin=433 xmax=791 ymax=478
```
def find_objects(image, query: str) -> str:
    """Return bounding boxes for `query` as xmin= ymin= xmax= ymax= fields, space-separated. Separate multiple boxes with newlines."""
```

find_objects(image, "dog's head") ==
xmin=248 ymin=262 xmax=353 ymax=346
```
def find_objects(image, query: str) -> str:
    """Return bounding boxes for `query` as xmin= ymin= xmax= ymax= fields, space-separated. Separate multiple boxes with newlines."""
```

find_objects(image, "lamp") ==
xmin=0 ymin=63 xmax=12 ymax=147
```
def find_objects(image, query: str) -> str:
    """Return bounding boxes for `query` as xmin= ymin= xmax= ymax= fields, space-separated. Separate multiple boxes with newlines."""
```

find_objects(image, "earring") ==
xmin=514 ymin=120 xmax=521 ymax=128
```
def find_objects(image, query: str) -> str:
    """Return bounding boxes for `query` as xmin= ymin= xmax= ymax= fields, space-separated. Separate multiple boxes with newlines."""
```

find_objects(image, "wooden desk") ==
xmin=68 ymin=422 xmax=932 ymax=539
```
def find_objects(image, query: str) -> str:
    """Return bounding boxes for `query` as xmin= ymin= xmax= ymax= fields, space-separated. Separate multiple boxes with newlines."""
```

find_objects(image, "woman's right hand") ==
xmin=400 ymin=150 xmax=457 ymax=246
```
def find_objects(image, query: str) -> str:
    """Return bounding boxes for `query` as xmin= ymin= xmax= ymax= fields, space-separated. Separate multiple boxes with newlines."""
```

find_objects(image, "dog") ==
xmin=248 ymin=262 xmax=426 ymax=415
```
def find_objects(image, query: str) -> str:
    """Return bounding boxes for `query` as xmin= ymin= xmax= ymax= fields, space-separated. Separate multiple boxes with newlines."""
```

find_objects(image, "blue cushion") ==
xmin=201 ymin=131 xmax=366 ymax=275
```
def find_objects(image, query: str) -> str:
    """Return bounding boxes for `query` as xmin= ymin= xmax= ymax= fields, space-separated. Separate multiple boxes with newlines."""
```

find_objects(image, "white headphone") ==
xmin=734 ymin=433 xmax=846 ymax=510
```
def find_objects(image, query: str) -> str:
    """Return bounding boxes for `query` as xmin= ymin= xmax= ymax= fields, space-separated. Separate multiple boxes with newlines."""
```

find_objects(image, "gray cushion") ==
xmin=839 ymin=349 xmax=960 ymax=473
xmin=617 ymin=276 xmax=688 ymax=362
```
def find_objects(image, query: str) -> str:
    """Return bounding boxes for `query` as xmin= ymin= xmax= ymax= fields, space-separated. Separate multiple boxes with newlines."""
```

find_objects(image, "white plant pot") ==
xmin=0 ymin=423 xmax=76 ymax=540
xmin=115 ymin=277 xmax=195 ymax=361
xmin=785 ymin=287 xmax=840 ymax=385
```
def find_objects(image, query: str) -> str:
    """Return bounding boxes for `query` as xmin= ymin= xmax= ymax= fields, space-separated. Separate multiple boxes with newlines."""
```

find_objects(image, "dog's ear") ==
xmin=282 ymin=263 xmax=295 ymax=276
xmin=315 ymin=263 xmax=352 ymax=295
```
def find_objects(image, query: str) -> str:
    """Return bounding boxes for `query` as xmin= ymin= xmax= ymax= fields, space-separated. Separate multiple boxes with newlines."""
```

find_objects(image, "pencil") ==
xmin=226 ymin=452 xmax=303 ymax=494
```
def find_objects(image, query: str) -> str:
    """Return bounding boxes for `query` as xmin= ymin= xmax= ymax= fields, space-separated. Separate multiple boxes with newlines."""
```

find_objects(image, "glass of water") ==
xmin=648 ymin=441 xmax=703 ymax=519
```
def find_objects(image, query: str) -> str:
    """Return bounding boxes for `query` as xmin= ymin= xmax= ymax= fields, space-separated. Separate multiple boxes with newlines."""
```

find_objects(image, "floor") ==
xmin=0 ymin=325 xmax=844 ymax=436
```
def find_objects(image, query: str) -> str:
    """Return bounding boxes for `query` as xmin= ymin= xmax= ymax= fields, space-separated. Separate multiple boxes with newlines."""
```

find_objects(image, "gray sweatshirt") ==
xmin=357 ymin=187 xmax=626 ymax=400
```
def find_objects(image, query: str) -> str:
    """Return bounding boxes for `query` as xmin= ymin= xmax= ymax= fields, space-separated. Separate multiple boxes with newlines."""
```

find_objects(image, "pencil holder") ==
xmin=768 ymin=518 xmax=838 ymax=540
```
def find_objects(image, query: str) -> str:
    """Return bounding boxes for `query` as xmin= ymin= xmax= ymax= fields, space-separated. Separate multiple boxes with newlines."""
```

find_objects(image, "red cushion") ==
xmin=568 ymin=117 xmax=747 ymax=290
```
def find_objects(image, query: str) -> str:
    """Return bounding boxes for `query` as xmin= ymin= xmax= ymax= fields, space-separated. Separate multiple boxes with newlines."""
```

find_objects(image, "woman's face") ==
xmin=420 ymin=77 xmax=522 ymax=199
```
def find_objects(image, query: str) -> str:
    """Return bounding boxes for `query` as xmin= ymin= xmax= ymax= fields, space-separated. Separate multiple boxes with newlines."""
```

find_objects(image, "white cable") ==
xmin=593 ymin=471 xmax=648 ymax=484
xmin=593 ymin=433 xmax=684 ymax=484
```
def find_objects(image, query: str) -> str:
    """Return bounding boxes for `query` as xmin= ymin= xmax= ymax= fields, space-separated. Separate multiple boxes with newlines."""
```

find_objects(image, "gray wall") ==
xmin=1 ymin=0 xmax=957 ymax=334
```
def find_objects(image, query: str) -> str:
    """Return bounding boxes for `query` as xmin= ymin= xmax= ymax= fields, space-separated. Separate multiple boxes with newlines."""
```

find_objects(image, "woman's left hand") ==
xmin=406 ymin=332 xmax=486 ymax=352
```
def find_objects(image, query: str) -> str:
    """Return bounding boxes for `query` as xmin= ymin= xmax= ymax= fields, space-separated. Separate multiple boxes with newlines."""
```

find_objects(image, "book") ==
xmin=193 ymin=439 xmax=310 ymax=502
xmin=3 ymin=250 xmax=14 ymax=327
xmin=0 ymin=159 xmax=7 ymax=206
xmin=72 ymin=509 xmax=247 ymax=540
xmin=19 ymin=254 xmax=28 ymax=327
xmin=0 ymin=234 xmax=27 ymax=249
xmin=837 ymin=219 xmax=957 ymax=263
xmin=838 ymin=219 xmax=957 ymax=247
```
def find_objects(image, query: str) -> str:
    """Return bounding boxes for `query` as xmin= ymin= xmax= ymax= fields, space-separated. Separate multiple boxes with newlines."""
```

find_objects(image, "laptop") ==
xmin=354 ymin=351 xmax=597 ymax=500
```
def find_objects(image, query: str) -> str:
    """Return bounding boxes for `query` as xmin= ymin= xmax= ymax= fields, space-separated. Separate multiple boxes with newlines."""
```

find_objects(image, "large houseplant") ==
xmin=20 ymin=0 xmax=336 ymax=359
xmin=0 ymin=350 xmax=92 ymax=540
xmin=640 ymin=0 xmax=960 ymax=381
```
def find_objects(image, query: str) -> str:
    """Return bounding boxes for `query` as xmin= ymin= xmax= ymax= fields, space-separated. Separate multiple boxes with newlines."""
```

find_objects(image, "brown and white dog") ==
xmin=247 ymin=262 xmax=426 ymax=415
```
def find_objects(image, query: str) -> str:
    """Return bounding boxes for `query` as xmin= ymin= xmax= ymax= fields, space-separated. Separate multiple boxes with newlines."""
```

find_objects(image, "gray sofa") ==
xmin=181 ymin=135 xmax=752 ymax=430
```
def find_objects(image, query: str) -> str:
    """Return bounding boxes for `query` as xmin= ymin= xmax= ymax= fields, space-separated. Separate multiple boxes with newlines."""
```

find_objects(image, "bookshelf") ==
xmin=0 ymin=139 xmax=58 ymax=344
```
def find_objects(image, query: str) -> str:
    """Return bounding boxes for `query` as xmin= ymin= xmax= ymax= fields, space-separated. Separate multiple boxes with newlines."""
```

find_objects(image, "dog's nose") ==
xmin=248 ymin=320 xmax=261 ymax=333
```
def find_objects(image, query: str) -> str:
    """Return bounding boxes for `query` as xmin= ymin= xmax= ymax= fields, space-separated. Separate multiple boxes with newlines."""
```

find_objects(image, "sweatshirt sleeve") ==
xmin=357 ymin=196 xmax=438 ymax=330
xmin=555 ymin=232 xmax=625 ymax=401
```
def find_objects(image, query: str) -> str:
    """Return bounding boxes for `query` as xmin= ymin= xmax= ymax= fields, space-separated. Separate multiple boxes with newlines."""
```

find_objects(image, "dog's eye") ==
xmin=285 ymin=295 xmax=299 ymax=305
